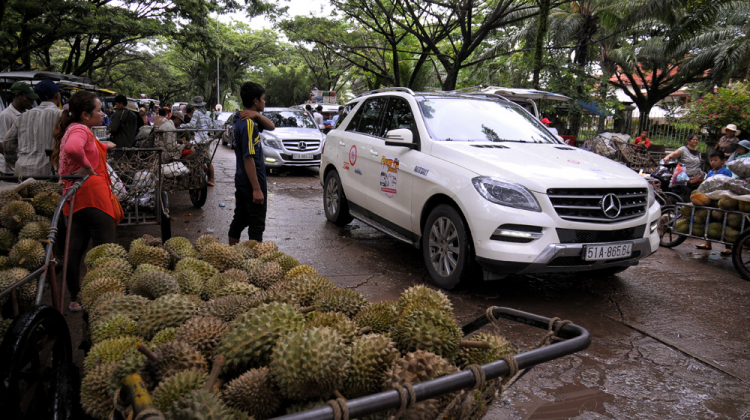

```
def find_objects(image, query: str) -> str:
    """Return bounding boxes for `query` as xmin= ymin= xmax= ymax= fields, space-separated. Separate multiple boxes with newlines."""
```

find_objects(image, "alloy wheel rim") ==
xmin=326 ymin=178 xmax=339 ymax=215
xmin=428 ymin=216 xmax=459 ymax=277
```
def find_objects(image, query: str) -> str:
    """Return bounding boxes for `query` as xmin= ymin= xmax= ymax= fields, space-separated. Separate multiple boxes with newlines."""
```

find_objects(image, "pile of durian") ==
xmin=79 ymin=234 xmax=514 ymax=420
xmin=0 ymin=180 xmax=63 ymax=334
xmin=676 ymin=192 xmax=750 ymax=240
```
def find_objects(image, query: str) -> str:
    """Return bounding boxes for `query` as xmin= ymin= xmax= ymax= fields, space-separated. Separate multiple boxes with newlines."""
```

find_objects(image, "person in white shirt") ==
xmin=0 ymin=83 xmax=37 ymax=175
xmin=3 ymin=80 xmax=63 ymax=177
xmin=313 ymin=105 xmax=324 ymax=129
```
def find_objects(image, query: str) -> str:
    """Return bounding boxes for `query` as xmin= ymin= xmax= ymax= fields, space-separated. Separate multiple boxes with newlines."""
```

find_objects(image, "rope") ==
xmin=326 ymin=398 xmax=349 ymax=420
xmin=392 ymin=383 xmax=416 ymax=420
xmin=534 ymin=317 xmax=572 ymax=348
xmin=486 ymin=306 xmax=501 ymax=334
xmin=465 ymin=364 xmax=486 ymax=390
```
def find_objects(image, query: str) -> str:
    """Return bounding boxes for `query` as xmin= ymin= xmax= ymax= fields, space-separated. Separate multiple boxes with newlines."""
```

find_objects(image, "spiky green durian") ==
xmin=214 ymin=282 xmax=260 ymax=299
xmin=137 ymin=294 xmax=201 ymax=339
xmin=9 ymin=238 xmax=45 ymax=269
xmin=455 ymin=332 xmax=514 ymax=368
xmin=90 ymin=294 xmax=151 ymax=324
xmin=0 ymin=228 xmax=17 ymax=251
xmin=0 ymin=268 xmax=33 ymax=306
xmin=397 ymin=285 xmax=453 ymax=319
xmin=139 ymin=340 xmax=208 ymax=389
xmin=0 ymin=190 xmax=21 ymax=209
xmin=175 ymin=316 xmax=228 ymax=359
xmin=131 ymin=234 xmax=162 ymax=249
xmin=81 ymin=362 xmax=119 ymax=420
xmin=79 ymin=276 xmax=125 ymax=311
xmin=313 ymin=288 xmax=369 ymax=318
xmin=222 ymin=367 xmax=281 ymax=419
xmin=175 ymin=257 xmax=218 ymax=282
xmin=0 ymin=256 xmax=11 ymax=270
xmin=258 ymin=251 xmax=285 ymax=263
xmin=306 ymin=311 xmax=360 ymax=344
xmin=150 ymin=327 xmax=178 ymax=347
xmin=246 ymin=261 xmax=284 ymax=289
xmin=344 ymin=334 xmax=400 ymax=399
xmin=164 ymin=236 xmax=199 ymax=260
xmin=719 ymin=197 xmax=739 ymax=211
xmin=201 ymin=242 xmax=244 ymax=272
xmin=232 ymin=243 xmax=256 ymax=259
xmin=91 ymin=314 xmax=139 ymax=344
xmin=24 ymin=180 xmax=62 ymax=197
xmin=275 ymin=255 xmax=300 ymax=272
xmin=202 ymin=272 xmax=238 ymax=301
xmin=354 ymin=301 xmax=398 ymax=334
xmin=727 ymin=213 xmax=744 ymax=229
xmin=174 ymin=269 xmax=204 ymax=296
xmin=217 ymin=302 xmax=307 ymax=374
xmin=88 ymin=256 xmax=131 ymax=272
xmin=83 ymin=265 xmax=132 ymax=289
xmin=166 ymin=389 xmax=236 ymax=420
xmin=271 ymin=327 xmax=349 ymax=400
xmin=152 ymin=370 xmax=208 ymax=412
xmin=17 ymin=219 xmax=50 ymax=241
xmin=393 ymin=308 xmax=462 ymax=362
xmin=0 ymin=201 xmax=35 ymax=230
xmin=129 ymin=244 xmax=171 ymax=269
xmin=84 ymin=243 xmax=128 ymax=269
xmin=253 ymin=241 xmax=278 ymax=256
xmin=201 ymin=295 xmax=254 ymax=322
xmin=129 ymin=270 xmax=180 ymax=299
xmin=106 ymin=353 xmax=146 ymax=398
xmin=84 ymin=336 xmax=140 ymax=373
xmin=194 ymin=234 xmax=219 ymax=253
xmin=0 ymin=318 xmax=13 ymax=337
xmin=284 ymin=264 xmax=318 ymax=280
xmin=32 ymin=191 xmax=61 ymax=218
xmin=288 ymin=274 xmax=336 ymax=306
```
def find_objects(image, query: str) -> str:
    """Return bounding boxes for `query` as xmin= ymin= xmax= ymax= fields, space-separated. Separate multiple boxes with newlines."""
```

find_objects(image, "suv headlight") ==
xmin=472 ymin=177 xmax=541 ymax=212
xmin=262 ymin=134 xmax=283 ymax=150
xmin=647 ymin=183 xmax=656 ymax=208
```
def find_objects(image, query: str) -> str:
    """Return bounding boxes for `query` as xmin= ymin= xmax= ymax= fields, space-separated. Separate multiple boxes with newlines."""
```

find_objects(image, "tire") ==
xmin=658 ymin=205 xmax=687 ymax=248
xmin=189 ymin=177 xmax=208 ymax=208
xmin=48 ymin=363 xmax=81 ymax=420
xmin=0 ymin=305 xmax=72 ymax=419
xmin=323 ymin=171 xmax=353 ymax=226
xmin=422 ymin=204 xmax=474 ymax=290
xmin=732 ymin=229 xmax=750 ymax=281
xmin=160 ymin=191 xmax=172 ymax=242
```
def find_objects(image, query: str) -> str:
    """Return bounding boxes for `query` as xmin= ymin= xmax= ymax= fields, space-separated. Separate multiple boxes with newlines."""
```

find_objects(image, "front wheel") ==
xmin=323 ymin=171 xmax=353 ymax=226
xmin=658 ymin=205 xmax=687 ymax=248
xmin=732 ymin=229 xmax=750 ymax=281
xmin=189 ymin=177 xmax=208 ymax=208
xmin=422 ymin=205 xmax=474 ymax=290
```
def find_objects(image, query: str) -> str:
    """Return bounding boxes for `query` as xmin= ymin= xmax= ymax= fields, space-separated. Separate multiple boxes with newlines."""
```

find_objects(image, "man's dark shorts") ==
xmin=228 ymin=189 xmax=267 ymax=241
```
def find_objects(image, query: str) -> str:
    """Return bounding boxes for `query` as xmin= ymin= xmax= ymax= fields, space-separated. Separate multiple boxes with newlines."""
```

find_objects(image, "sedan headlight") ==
xmin=647 ymin=183 xmax=656 ymax=208
xmin=472 ymin=177 xmax=541 ymax=212
xmin=262 ymin=134 xmax=283 ymax=150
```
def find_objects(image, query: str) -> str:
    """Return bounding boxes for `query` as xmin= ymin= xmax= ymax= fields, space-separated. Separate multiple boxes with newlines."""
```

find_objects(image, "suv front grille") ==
xmin=556 ymin=225 xmax=646 ymax=244
xmin=547 ymin=188 xmax=648 ymax=224
xmin=282 ymin=139 xmax=321 ymax=152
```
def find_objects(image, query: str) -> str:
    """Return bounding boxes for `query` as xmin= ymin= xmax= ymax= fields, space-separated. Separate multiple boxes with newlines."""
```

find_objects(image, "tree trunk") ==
xmin=532 ymin=0 xmax=550 ymax=89
xmin=441 ymin=65 xmax=459 ymax=91
xmin=636 ymin=101 xmax=655 ymax=133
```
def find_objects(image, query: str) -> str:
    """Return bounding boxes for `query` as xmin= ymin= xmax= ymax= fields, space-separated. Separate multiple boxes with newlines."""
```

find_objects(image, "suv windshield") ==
xmin=418 ymin=98 xmax=559 ymax=143
xmin=266 ymin=111 xmax=317 ymax=129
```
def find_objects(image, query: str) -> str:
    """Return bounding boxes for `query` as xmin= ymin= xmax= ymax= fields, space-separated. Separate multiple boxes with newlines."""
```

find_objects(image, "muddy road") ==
xmin=69 ymin=145 xmax=750 ymax=419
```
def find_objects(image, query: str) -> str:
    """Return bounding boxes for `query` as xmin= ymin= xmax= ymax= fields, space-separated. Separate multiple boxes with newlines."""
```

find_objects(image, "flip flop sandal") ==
xmin=720 ymin=249 xmax=733 ymax=256
xmin=695 ymin=244 xmax=712 ymax=250
xmin=68 ymin=302 xmax=82 ymax=312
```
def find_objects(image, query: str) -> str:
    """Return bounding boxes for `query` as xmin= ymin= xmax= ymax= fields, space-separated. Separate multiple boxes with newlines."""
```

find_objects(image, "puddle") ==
xmin=516 ymin=384 xmax=615 ymax=419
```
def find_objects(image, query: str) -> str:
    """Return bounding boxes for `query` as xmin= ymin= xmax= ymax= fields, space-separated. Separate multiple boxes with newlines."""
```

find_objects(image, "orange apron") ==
xmin=63 ymin=132 xmax=115 ymax=219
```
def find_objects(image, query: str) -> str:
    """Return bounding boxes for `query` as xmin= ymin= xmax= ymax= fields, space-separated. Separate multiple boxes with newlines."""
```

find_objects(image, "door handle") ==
xmin=338 ymin=141 xmax=346 ymax=146
xmin=369 ymin=149 xmax=379 ymax=156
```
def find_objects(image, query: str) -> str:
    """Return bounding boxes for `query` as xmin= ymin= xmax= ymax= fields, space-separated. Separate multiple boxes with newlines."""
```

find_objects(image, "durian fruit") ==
xmin=259 ymin=251 xmax=285 ymax=263
xmin=175 ymin=316 xmax=228 ymax=359
xmin=166 ymin=389 xmax=236 ymax=420
xmin=222 ymin=367 xmax=281 ymax=419
xmin=84 ymin=264 xmax=132 ymax=289
xmin=84 ymin=243 xmax=128 ymax=269
xmin=719 ymin=197 xmax=740 ymax=211
xmin=275 ymin=255 xmax=300 ymax=272
xmin=202 ymin=272 xmax=239 ymax=301
xmin=675 ymin=219 xmax=690 ymax=234
xmin=679 ymin=205 xmax=693 ymax=220
xmin=284 ymin=264 xmax=318 ymax=280
xmin=693 ymin=208 xmax=709 ymax=225
xmin=201 ymin=242 xmax=244 ymax=272
xmin=90 ymin=294 xmax=151 ymax=324
xmin=91 ymin=314 xmax=139 ymax=344
xmin=739 ymin=200 xmax=750 ymax=212
xmin=711 ymin=209 xmax=725 ymax=222
xmin=288 ymin=274 xmax=336 ymax=306
xmin=313 ymin=288 xmax=369 ymax=318
xmin=175 ymin=257 xmax=218 ymax=281
xmin=202 ymin=295 xmax=254 ymax=322
xmin=131 ymin=263 xmax=171 ymax=280
xmin=354 ymin=301 xmax=398 ymax=334
xmin=455 ymin=332 xmax=514 ymax=368
xmin=84 ymin=336 xmax=140 ymax=373
xmin=131 ymin=234 xmax=162 ymax=249
xmin=139 ymin=340 xmax=209 ymax=388
xmin=254 ymin=280 xmax=299 ymax=306
xmin=137 ymin=294 xmax=201 ymax=339
xmin=725 ymin=226 xmax=740 ymax=243
xmin=397 ymin=285 xmax=453 ymax=319
xmin=238 ymin=239 xmax=258 ymax=250
xmin=106 ymin=353 xmax=146 ymax=398
xmin=343 ymin=334 xmax=400 ymax=399
xmin=306 ymin=311 xmax=360 ymax=343
xmin=222 ymin=268 xmax=249 ymax=283
xmin=32 ymin=191 xmax=61 ymax=218
xmin=129 ymin=270 xmax=180 ymax=299
xmin=214 ymin=282 xmax=260 ymax=299
xmin=81 ymin=361 xmax=119 ymax=420
xmin=0 ymin=318 xmax=13 ymax=337
xmin=175 ymin=269 xmax=204 ymax=296
xmin=18 ymin=220 xmax=50 ymax=241
xmin=129 ymin=244 xmax=171 ymax=269
xmin=9 ymin=238 xmax=45 ymax=269
xmin=727 ymin=213 xmax=744 ymax=229
xmin=194 ymin=234 xmax=220 ymax=253
xmin=233 ymin=243 xmax=256 ymax=260
xmin=393 ymin=307 xmax=462 ymax=362
xmin=80 ymin=276 xmax=125 ymax=311
xmin=0 ymin=190 xmax=21 ymax=209
xmin=24 ymin=180 xmax=62 ymax=196
xmin=270 ymin=327 xmax=349 ymax=400
xmin=692 ymin=221 xmax=706 ymax=237
xmin=0 ymin=201 xmax=35 ymax=230
xmin=152 ymin=370 xmax=208 ymax=412
xmin=164 ymin=236 xmax=200 ymax=260
xmin=0 ymin=227 xmax=17 ymax=251
xmin=253 ymin=241 xmax=278 ymax=256
xmin=246 ymin=261 xmax=284 ymax=289
xmin=0 ymin=268 xmax=33 ymax=306
xmin=0 ymin=256 xmax=11 ymax=270
xmin=217 ymin=302 xmax=306 ymax=374
xmin=381 ymin=350 xmax=459 ymax=420
xmin=151 ymin=327 xmax=178 ymax=347
xmin=707 ymin=222 xmax=724 ymax=240
xmin=88 ymin=256 xmax=131 ymax=271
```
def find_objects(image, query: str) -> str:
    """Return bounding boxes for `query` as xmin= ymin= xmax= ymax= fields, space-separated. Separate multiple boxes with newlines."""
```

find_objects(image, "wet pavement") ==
xmin=70 ymin=145 xmax=750 ymax=419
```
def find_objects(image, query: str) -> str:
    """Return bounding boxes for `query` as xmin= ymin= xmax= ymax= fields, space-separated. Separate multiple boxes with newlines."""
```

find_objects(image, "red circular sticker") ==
xmin=567 ymin=159 xmax=580 ymax=164
xmin=349 ymin=145 xmax=357 ymax=166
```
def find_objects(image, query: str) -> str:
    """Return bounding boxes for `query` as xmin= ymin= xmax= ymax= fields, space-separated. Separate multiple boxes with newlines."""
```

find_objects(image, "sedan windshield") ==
xmin=266 ymin=111 xmax=317 ymax=129
xmin=418 ymin=98 xmax=560 ymax=143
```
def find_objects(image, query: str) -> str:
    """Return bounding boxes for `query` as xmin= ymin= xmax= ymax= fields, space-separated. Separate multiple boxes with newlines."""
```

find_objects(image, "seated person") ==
xmin=155 ymin=111 xmax=194 ymax=163
xmin=633 ymin=130 xmax=651 ymax=149
xmin=697 ymin=151 xmax=734 ymax=255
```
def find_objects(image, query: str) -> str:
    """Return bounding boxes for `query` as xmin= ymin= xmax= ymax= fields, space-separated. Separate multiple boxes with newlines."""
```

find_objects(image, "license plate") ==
xmin=583 ymin=242 xmax=633 ymax=261
xmin=292 ymin=153 xmax=314 ymax=160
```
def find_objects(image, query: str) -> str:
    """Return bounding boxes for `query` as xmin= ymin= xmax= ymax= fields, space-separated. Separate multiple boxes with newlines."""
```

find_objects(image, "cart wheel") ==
xmin=48 ymin=363 xmax=81 ymax=420
xmin=0 ymin=305 xmax=73 ymax=419
xmin=732 ymin=229 xmax=750 ymax=281
xmin=189 ymin=178 xmax=208 ymax=208
xmin=658 ymin=205 xmax=687 ymax=248
xmin=160 ymin=191 xmax=172 ymax=242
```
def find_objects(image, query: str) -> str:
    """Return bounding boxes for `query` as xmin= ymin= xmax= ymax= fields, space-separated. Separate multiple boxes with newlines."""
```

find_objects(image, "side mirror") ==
xmin=385 ymin=129 xmax=417 ymax=149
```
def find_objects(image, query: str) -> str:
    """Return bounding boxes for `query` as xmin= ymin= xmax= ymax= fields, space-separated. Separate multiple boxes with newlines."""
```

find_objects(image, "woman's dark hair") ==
xmin=158 ymin=108 xmax=167 ymax=117
xmin=240 ymin=82 xmax=265 ymax=108
xmin=52 ymin=91 xmax=98 ymax=167
xmin=688 ymin=133 xmax=700 ymax=142
xmin=114 ymin=95 xmax=127 ymax=105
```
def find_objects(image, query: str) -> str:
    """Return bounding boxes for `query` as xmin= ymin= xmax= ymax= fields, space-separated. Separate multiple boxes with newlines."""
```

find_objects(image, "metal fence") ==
xmin=575 ymin=115 xmax=697 ymax=152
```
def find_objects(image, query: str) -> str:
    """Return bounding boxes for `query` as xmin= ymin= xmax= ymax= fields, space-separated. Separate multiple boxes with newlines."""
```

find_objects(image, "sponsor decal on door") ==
xmin=380 ymin=156 xmax=399 ymax=197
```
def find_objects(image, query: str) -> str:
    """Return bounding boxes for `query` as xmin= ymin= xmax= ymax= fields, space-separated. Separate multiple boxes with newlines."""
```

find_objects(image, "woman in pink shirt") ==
xmin=51 ymin=91 xmax=117 ymax=312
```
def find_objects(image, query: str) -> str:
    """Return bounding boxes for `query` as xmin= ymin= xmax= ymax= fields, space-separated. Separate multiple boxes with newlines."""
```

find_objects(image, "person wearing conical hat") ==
xmin=182 ymin=96 xmax=215 ymax=185
xmin=716 ymin=123 xmax=741 ymax=159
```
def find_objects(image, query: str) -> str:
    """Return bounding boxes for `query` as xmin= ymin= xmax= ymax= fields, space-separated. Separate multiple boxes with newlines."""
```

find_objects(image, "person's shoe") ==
xmin=68 ymin=302 xmax=82 ymax=312
xmin=695 ymin=244 xmax=711 ymax=250
xmin=720 ymin=248 xmax=733 ymax=256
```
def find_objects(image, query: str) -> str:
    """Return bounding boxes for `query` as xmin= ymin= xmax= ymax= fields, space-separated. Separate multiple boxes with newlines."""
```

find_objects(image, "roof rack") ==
xmin=357 ymin=87 xmax=415 ymax=97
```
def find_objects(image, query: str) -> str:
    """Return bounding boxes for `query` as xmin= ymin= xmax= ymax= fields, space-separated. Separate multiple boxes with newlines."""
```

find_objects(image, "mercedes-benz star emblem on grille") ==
xmin=601 ymin=193 xmax=622 ymax=219
xmin=298 ymin=141 xmax=307 ymax=150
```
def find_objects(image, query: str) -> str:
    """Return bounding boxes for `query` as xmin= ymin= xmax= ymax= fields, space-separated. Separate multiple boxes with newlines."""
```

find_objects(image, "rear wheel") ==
xmin=731 ymin=230 xmax=750 ymax=281
xmin=658 ymin=205 xmax=687 ymax=248
xmin=422 ymin=205 xmax=474 ymax=290
xmin=323 ymin=171 xmax=353 ymax=226
xmin=189 ymin=176 xmax=208 ymax=208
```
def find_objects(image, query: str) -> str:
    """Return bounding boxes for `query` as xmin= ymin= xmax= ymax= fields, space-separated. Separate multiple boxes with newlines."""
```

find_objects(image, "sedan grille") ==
xmin=283 ymin=139 xmax=321 ymax=152
xmin=547 ymin=188 xmax=648 ymax=224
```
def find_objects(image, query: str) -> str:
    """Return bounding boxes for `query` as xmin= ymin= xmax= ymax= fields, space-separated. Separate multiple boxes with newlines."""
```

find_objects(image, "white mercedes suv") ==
xmin=320 ymin=88 xmax=660 ymax=289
